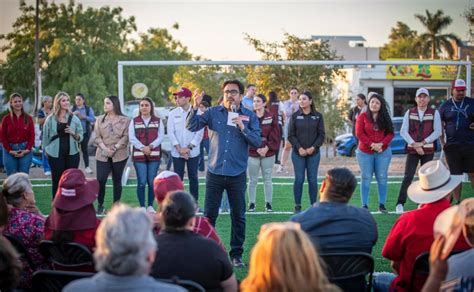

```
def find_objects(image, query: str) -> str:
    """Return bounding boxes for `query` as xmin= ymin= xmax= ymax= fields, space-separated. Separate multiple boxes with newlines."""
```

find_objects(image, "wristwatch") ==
xmin=188 ymin=144 xmax=195 ymax=150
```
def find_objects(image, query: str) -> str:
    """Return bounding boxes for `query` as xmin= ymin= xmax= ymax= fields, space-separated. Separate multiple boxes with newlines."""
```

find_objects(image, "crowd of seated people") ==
xmin=0 ymin=164 xmax=473 ymax=292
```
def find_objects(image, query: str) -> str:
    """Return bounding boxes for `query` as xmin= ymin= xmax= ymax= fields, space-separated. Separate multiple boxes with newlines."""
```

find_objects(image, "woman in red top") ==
xmin=1 ymin=93 xmax=34 ymax=175
xmin=355 ymin=93 xmax=394 ymax=213
xmin=44 ymin=168 xmax=101 ymax=255
xmin=248 ymin=94 xmax=281 ymax=212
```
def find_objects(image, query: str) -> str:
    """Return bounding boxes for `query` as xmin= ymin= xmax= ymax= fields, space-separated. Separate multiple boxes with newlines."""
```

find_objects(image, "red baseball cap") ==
xmin=172 ymin=87 xmax=192 ymax=98
xmin=153 ymin=171 xmax=184 ymax=203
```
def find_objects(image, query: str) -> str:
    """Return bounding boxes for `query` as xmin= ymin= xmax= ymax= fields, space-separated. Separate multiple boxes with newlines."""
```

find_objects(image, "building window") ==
xmin=393 ymin=87 xmax=448 ymax=117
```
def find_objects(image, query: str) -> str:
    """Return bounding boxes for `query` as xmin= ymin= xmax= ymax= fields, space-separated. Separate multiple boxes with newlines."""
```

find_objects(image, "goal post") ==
xmin=117 ymin=59 xmax=471 ymax=109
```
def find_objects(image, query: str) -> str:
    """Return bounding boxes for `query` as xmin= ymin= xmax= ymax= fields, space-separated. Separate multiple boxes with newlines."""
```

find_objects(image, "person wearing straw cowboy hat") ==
xmin=44 ymin=168 xmax=101 ymax=252
xmin=373 ymin=160 xmax=470 ymax=292
xmin=421 ymin=198 xmax=474 ymax=291
xmin=438 ymin=78 xmax=474 ymax=204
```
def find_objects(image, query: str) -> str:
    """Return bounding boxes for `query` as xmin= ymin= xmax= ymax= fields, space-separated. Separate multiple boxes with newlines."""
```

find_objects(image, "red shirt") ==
xmin=382 ymin=199 xmax=469 ymax=292
xmin=249 ymin=111 xmax=281 ymax=158
xmin=44 ymin=219 xmax=101 ymax=251
xmin=1 ymin=113 xmax=35 ymax=151
xmin=355 ymin=112 xmax=394 ymax=154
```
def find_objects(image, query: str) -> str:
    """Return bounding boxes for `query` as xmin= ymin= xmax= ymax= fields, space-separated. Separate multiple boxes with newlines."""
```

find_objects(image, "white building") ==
xmin=313 ymin=35 xmax=454 ymax=117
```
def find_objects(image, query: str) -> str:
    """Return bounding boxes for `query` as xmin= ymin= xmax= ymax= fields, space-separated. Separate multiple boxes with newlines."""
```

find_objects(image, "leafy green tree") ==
xmin=380 ymin=22 xmax=421 ymax=59
xmin=1 ymin=1 xmax=190 ymax=112
xmin=171 ymin=63 xmax=247 ymax=105
xmin=123 ymin=26 xmax=191 ymax=106
xmin=415 ymin=9 xmax=461 ymax=59
xmin=244 ymin=33 xmax=347 ymax=146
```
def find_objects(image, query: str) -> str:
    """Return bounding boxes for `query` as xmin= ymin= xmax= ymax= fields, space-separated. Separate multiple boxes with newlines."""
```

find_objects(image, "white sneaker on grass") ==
xmin=85 ymin=167 xmax=93 ymax=174
xmin=395 ymin=204 xmax=404 ymax=214
xmin=147 ymin=206 xmax=156 ymax=213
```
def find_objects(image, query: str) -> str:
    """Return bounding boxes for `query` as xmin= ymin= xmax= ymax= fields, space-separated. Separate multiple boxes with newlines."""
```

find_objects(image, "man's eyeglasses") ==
xmin=224 ymin=90 xmax=240 ymax=96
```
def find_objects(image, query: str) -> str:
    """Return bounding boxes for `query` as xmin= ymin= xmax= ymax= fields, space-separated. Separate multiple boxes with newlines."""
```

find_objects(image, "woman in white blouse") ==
xmin=128 ymin=97 xmax=164 ymax=212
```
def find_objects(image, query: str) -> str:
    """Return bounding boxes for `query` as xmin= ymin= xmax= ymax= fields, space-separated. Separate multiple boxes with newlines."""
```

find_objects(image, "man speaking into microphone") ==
xmin=187 ymin=80 xmax=261 ymax=267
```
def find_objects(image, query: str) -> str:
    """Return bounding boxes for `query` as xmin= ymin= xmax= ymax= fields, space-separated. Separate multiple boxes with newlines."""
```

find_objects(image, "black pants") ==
xmin=396 ymin=153 xmax=434 ymax=205
xmin=205 ymin=171 xmax=246 ymax=259
xmin=48 ymin=152 xmax=80 ymax=199
xmin=79 ymin=131 xmax=91 ymax=167
xmin=96 ymin=158 xmax=128 ymax=206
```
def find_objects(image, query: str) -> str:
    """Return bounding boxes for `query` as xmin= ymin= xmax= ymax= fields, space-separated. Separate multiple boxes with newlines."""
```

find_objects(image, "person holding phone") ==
xmin=43 ymin=92 xmax=83 ymax=198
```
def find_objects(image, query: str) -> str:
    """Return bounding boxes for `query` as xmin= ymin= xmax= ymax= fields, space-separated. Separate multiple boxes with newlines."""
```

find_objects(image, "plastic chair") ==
xmin=32 ymin=270 xmax=94 ymax=292
xmin=320 ymin=252 xmax=374 ymax=292
xmin=157 ymin=276 xmax=205 ymax=292
xmin=39 ymin=240 xmax=94 ymax=269
xmin=3 ymin=233 xmax=37 ymax=270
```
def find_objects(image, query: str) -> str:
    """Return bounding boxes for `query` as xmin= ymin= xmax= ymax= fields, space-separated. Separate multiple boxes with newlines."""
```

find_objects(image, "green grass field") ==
xmin=31 ymin=178 xmax=473 ymax=280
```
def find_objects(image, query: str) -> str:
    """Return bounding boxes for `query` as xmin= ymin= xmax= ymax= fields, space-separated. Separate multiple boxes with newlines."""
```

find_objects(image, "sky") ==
xmin=0 ymin=0 xmax=471 ymax=61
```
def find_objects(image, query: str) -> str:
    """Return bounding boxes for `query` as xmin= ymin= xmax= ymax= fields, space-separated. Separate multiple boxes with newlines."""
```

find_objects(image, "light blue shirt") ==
xmin=242 ymin=96 xmax=254 ymax=111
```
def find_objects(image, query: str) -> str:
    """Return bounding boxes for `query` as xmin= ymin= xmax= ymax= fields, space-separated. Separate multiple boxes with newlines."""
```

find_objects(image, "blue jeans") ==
xmin=42 ymin=147 xmax=51 ymax=172
xmin=372 ymin=272 xmax=396 ymax=292
xmin=356 ymin=148 xmax=392 ymax=207
xmin=3 ymin=142 xmax=33 ymax=175
xmin=291 ymin=150 xmax=321 ymax=206
xmin=205 ymin=171 xmax=246 ymax=258
xmin=198 ymin=139 xmax=209 ymax=172
xmin=173 ymin=156 xmax=200 ymax=203
xmin=133 ymin=160 xmax=160 ymax=207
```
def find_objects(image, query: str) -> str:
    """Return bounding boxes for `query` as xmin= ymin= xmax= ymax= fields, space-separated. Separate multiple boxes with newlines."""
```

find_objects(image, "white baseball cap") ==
xmin=416 ymin=88 xmax=430 ymax=97
xmin=453 ymin=79 xmax=466 ymax=90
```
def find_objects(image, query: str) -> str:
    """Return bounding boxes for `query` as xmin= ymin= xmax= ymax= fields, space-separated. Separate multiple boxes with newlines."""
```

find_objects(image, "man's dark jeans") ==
xmin=205 ymin=171 xmax=246 ymax=259
xmin=396 ymin=152 xmax=434 ymax=205
xmin=173 ymin=156 xmax=200 ymax=203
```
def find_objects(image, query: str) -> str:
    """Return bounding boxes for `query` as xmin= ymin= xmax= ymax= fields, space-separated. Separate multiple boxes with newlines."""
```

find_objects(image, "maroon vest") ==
xmin=132 ymin=116 xmax=161 ymax=162
xmin=407 ymin=107 xmax=435 ymax=155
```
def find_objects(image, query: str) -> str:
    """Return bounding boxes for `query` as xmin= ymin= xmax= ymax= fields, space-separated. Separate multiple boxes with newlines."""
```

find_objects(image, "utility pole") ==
xmin=34 ymin=0 xmax=41 ymax=113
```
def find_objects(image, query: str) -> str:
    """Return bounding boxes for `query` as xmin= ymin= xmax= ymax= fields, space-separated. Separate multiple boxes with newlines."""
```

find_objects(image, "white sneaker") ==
xmin=140 ymin=207 xmax=146 ymax=212
xmin=44 ymin=171 xmax=51 ymax=176
xmin=395 ymin=204 xmax=404 ymax=214
xmin=85 ymin=167 xmax=93 ymax=174
xmin=147 ymin=206 xmax=156 ymax=213
xmin=276 ymin=165 xmax=284 ymax=173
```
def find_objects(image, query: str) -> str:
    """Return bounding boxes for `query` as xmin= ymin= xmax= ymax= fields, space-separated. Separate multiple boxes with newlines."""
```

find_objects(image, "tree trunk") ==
xmin=431 ymin=36 xmax=436 ymax=59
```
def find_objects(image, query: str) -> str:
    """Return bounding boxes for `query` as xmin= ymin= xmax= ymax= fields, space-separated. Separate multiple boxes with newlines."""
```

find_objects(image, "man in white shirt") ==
xmin=396 ymin=88 xmax=441 ymax=213
xmin=167 ymin=87 xmax=204 ymax=204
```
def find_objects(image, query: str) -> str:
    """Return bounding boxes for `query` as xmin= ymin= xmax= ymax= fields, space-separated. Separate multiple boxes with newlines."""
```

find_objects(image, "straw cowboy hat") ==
xmin=408 ymin=160 xmax=463 ymax=204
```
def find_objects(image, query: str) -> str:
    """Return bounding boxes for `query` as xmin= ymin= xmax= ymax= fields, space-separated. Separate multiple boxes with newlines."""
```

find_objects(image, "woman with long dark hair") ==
xmin=37 ymin=95 xmax=53 ymax=176
xmin=129 ymin=97 xmax=164 ymax=212
xmin=43 ymin=92 xmax=83 ymax=198
xmin=150 ymin=191 xmax=238 ymax=292
xmin=72 ymin=93 xmax=96 ymax=174
xmin=247 ymin=94 xmax=280 ymax=212
xmin=355 ymin=93 xmax=394 ymax=213
xmin=94 ymin=95 xmax=130 ymax=215
xmin=267 ymin=91 xmax=283 ymax=164
xmin=288 ymin=91 xmax=325 ymax=213
xmin=0 ymin=93 xmax=35 ymax=175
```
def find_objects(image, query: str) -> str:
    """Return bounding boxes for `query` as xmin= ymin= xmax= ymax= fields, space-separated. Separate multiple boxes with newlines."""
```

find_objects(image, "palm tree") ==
xmin=415 ymin=9 xmax=461 ymax=59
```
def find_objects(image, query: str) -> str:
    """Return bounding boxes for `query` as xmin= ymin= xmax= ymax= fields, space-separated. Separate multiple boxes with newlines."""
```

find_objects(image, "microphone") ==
xmin=231 ymin=104 xmax=237 ymax=113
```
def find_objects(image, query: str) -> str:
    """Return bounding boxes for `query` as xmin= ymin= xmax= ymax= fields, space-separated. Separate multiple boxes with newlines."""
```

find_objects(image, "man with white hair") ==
xmin=63 ymin=204 xmax=184 ymax=292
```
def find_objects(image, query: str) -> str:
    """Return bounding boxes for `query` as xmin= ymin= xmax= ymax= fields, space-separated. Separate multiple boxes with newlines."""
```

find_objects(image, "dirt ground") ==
xmin=16 ymin=151 xmax=417 ymax=180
